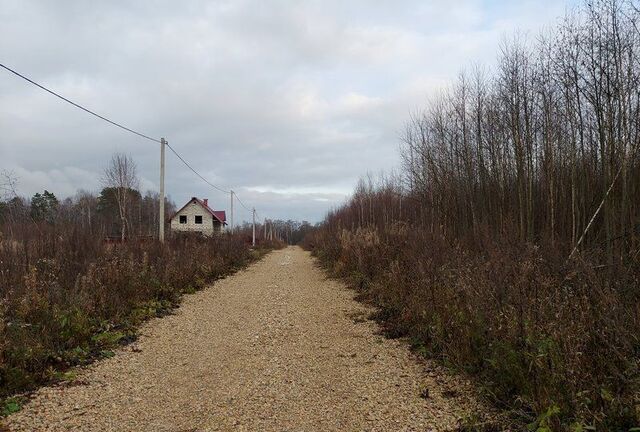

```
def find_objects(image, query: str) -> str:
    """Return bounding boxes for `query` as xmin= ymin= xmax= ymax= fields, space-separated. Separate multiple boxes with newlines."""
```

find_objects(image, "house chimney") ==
xmin=203 ymin=198 xmax=208 ymax=207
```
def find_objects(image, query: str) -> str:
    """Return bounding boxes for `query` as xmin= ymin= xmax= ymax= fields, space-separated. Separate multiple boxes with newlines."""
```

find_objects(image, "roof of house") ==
xmin=169 ymin=197 xmax=227 ymax=225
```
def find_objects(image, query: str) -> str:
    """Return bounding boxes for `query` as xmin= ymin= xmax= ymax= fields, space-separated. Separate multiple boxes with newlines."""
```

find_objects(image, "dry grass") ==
xmin=305 ymin=196 xmax=640 ymax=431
xmin=0 ymin=221 xmax=280 ymax=403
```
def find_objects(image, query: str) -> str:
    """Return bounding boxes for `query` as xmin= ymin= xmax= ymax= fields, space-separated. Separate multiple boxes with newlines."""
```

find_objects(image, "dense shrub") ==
xmin=306 ymin=190 xmax=640 ymax=431
xmin=0 ymin=221 xmax=261 ymax=399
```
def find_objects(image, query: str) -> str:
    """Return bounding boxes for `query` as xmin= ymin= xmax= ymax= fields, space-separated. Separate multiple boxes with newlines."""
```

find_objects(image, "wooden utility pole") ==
xmin=159 ymin=138 xmax=166 ymax=243
xmin=252 ymin=207 xmax=256 ymax=246
xmin=230 ymin=190 xmax=234 ymax=233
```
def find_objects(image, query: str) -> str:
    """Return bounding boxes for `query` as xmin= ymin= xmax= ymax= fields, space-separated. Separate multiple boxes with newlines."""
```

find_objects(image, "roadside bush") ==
xmin=306 ymin=203 xmax=640 ymax=431
xmin=0 ymin=222 xmax=255 ymax=399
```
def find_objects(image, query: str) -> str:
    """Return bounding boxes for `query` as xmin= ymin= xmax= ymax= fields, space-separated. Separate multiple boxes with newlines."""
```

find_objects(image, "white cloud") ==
xmin=338 ymin=92 xmax=383 ymax=113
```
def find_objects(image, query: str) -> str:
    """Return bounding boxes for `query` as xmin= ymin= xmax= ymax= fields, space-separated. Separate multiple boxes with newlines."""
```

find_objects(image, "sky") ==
xmin=0 ymin=0 xmax=574 ymax=223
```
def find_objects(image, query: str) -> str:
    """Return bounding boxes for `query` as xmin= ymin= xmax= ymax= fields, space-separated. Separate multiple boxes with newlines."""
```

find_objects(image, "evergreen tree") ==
xmin=30 ymin=190 xmax=59 ymax=223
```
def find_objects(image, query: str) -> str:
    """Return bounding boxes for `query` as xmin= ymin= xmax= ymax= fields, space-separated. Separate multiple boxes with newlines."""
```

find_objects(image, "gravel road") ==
xmin=6 ymin=246 xmax=487 ymax=431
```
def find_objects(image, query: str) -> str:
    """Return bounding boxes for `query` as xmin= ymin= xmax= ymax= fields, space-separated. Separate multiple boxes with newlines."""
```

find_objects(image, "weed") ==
xmin=306 ymin=187 xmax=640 ymax=430
xmin=0 ymin=223 xmax=277 ymax=411
xmin=0 ymin=398 xmax=23 ymax=417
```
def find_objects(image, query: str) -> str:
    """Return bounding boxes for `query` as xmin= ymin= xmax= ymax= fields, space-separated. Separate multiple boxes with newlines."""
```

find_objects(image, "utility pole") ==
xmin=229 ymin=190 xmax=234 ymax=233
xmin=252 ymin=207 xmax=256 ymax=247
xmin=159 ymin=138 xmax=166 ymax=243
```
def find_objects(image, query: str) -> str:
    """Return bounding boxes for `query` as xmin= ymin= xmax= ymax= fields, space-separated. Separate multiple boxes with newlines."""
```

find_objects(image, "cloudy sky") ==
xmin=0 ymin=0 xmax=574 ymax=222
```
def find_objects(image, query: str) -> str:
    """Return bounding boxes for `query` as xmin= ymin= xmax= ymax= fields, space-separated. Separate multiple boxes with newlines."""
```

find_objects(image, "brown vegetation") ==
xmin=305 ymin=1 xmax=640 ymax=430
xmin=0 ymin=221 xmax=261 ymax=404
xmin=0 ymin=160 xmax=287 ymax=412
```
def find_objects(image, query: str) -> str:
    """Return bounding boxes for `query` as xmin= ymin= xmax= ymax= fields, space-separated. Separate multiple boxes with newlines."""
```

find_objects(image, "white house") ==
xmin=169 ymin=197 xmax=227 ymax=236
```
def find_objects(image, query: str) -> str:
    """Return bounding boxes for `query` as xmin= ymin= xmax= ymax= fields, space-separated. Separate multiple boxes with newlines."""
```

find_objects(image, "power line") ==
xmin=0 ymin=61 xmax=262 ymax=217
xmin=165 ymin=143 xmax=230 ymax=194
xmin=0 ymin=62 xmax=161 ymax=144
xmin=234 ymin=193 xmax=251 ymax=212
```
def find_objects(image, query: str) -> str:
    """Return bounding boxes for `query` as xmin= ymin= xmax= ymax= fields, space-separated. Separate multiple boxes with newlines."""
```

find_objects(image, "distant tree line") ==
xmin=0 ymin=154 xmax=175 ymax=239
xmin=1 ymin=156 xmax=314 ymax=243
xmin=232 ymin=219 xmax=316 ymax=245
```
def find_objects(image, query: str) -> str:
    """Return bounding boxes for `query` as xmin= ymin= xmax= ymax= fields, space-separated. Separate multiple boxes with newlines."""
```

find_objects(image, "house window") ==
xmin=195 ymin=215 xmax=203 ymax=224
xmin=179 ymin=215 xmax=187 ymax=224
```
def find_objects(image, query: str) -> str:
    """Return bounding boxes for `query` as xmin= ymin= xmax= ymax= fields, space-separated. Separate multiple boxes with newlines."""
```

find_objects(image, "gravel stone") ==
xmin=5 ymin=247 xmax=490 ymax=431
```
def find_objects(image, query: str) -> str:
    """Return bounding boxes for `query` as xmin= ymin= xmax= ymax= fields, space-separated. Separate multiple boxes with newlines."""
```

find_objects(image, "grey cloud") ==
xmin=1 ymin=0 xmax=567 ymax=222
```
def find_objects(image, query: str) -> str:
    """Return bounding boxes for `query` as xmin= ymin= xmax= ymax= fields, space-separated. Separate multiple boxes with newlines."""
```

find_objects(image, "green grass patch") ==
xmin=0 ymin=397 xmax=24 ymax=417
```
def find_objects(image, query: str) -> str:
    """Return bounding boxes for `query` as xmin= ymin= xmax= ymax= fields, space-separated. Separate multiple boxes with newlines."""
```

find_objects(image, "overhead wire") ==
xmin=0 ymin=61 xmax=263 ymax=215
xmin=0 ymin=62 xmax=160 ymax=144
xmin=165 ymin=143 xmax=230 ymax=194
xmin=234 ymin=193 xmax=252 ymax=212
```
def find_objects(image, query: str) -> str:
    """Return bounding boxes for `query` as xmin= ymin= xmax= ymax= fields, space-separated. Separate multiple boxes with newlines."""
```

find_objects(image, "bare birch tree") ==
xmin=102 ymin=153 xmax=139 ymax=241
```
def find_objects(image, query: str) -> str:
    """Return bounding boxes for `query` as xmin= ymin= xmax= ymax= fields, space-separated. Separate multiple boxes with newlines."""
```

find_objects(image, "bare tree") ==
xmin=102 ymin=153 xmax=139 ymax=241
xmin=396 ymin=0 xmax=640 ymax=261
xmin=74 ymin=189 xmax=98 ymax=233
xmin=0 ymin=170 xmax=18 ymax=201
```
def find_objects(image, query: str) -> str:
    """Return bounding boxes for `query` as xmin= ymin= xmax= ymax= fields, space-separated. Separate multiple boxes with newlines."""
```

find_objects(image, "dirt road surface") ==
xmin=6 ymin=247 xmax=486 ymax=431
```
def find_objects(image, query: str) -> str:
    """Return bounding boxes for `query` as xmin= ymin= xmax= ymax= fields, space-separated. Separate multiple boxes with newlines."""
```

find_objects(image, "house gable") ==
xmin=170 ymin=197 xmax=226 ymax=224
xmin=169 ymin=197 xmax=226 ymax=235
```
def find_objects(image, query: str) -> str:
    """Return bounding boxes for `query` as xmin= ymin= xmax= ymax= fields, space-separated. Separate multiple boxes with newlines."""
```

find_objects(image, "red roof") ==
xmin=211 ymin=210 xmax=226 ymax=222
xmin=170 ymin=197 xmax=227 ymax=225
